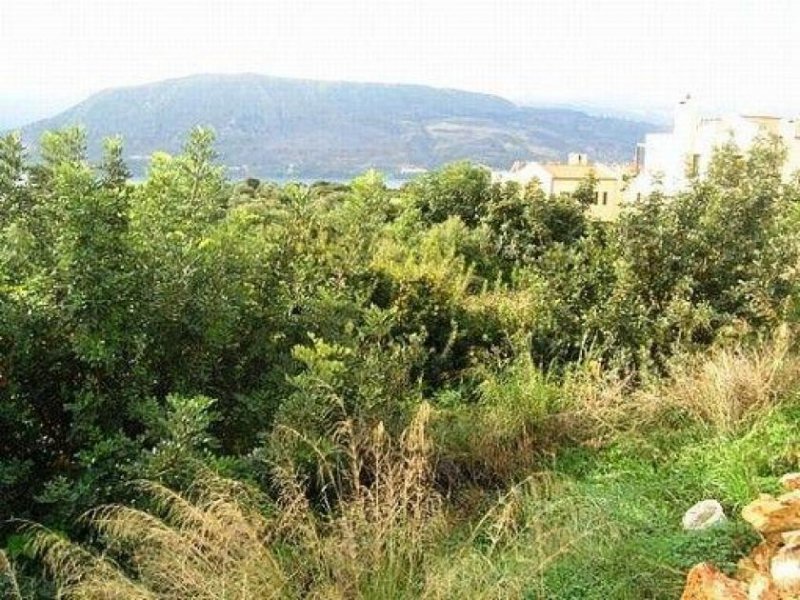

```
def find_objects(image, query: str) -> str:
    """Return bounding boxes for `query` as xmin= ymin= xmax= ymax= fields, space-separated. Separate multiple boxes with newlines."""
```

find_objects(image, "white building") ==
xmin=629 ymin=96 xmax=800 ymax=200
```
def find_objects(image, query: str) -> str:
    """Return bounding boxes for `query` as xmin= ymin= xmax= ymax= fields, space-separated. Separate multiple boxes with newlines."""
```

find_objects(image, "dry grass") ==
xmin=645 ymin=328 xmax=800 ymax=434
xmin=21 ymin=401 xmax=589 ymax=599
xmin=276 ymin=401 xmax=445 ymax=598
xmin=1 ymin=550 xmax=23 ymax=600
xmin=565 ymin=327 xmax=800 ymax=439
xmin=27 ymin=477 xmax=284 ymax=600
xmin=27 ymin=404 xmax=444 ymax=599
xmin=561 ymin=359 xmax=635 ymax=445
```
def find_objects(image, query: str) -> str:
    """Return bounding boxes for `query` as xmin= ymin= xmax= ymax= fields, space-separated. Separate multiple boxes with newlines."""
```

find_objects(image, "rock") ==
xmin=739 ymin=556 xmax=761 ymax=584
xmin=782 ymin=531 xmax=800 ymax=546
xmin=771 ymin=544 xmax=800 ymax=596
xmin=753 ymin=542 xmax=781 ymax=574
xmin=738 ymin=542 xmax=774 ymax=583
xmin=748 ymin=574 xmax=781 ymax=600
xmin=781 ymin=474 xmax=800 ymax=492
xmin=683 ymin=477 xmax=800 ymax=600
xmin=681 ymin=563 xmax=747 ymax=600
xmin=684 ymin=500 xmax=727 ymax=530
xmin=742 ymin=492 xmax=800 ymax=535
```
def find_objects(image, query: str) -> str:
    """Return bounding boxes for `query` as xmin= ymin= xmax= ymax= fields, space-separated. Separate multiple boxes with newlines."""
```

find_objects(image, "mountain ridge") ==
xmin=13 ymin=73 xmax=658 ymax=179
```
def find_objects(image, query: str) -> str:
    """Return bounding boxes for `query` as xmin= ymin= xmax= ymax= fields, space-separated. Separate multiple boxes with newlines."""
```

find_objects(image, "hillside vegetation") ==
xmin=1 ymin=127 xmax=800 ymax=598
xmin=13 ymin=74 xmax=655 ymax=179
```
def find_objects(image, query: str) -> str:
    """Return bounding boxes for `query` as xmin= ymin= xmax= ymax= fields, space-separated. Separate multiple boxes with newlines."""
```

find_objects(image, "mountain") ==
xmin=13 ymin=74 xmax=658 ymax=180
xmin=515 ymin=97 xmax=673 ymax=127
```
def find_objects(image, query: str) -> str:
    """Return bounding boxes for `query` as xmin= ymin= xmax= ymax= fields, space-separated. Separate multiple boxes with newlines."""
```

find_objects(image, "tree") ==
xmin=0 ymin=133 xmax=30 ymax=225
xmin=572 ymin=171 xmax=598 ymax=208
xmin=99 ymin=136 xmax=131 ymax=189
xmin=406 ymin=162 xmax=492 ymax=227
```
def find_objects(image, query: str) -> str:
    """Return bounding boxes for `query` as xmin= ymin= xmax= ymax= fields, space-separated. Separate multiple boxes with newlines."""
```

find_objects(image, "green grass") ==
xmin=390 ymin=402 xmax=796 ymax=599
xmin=506 ymin=401 xmax=800 ymax=599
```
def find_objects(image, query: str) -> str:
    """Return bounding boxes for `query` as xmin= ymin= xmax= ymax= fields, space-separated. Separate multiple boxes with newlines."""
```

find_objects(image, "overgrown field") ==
xmin=1 ymin=128 xmax=799 ymax=598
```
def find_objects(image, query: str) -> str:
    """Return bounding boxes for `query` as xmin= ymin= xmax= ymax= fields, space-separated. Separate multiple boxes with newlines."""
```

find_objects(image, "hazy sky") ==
xmin=1 ymin=0 xmax=799 ymax=122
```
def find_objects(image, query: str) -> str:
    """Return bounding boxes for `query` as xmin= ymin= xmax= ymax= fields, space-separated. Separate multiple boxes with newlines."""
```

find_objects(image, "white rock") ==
xmin=771 ymin=544 xmax=800 ymax=594
xmin=683 ymin=499 xmax=727 ymax=530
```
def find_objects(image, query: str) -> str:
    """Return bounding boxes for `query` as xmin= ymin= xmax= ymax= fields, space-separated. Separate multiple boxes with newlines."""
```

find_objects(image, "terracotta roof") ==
xmin=540 ymin=163 xmax=618 ymax=180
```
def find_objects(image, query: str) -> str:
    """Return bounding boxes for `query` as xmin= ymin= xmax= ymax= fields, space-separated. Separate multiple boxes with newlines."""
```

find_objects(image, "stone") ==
xmin=738 ymin=556 xmax=761 ymax=584
xmin=771 ymin=544 xmax=800 ymax=596
xmin=683 ymin=499 xmax=727 ymax=530
xmin=742 ymin=492 xmax=800 ymax=535
xmin=780 ymin=473 xmax=800 ymax=492
xmin=680 ymin=563 xmax=747 ymax=600
xmin=683 ymin=477 xmax=800 ymax=600
xmin=747 ymin=574 xmax=781 ymax=600
xmin=738 ymin=543 xmax=774 ymax=583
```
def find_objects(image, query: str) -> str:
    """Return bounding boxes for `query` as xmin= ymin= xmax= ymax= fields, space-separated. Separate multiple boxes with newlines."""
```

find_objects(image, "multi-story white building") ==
xmin=628 ymin=96 xmax=800 ymax=200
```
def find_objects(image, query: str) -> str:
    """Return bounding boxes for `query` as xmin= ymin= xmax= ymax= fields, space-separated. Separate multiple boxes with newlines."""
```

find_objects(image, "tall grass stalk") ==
xmin=566 ymin=328 xmax=800 ymax=439
xmin=1 ymin=550 xmax=23 ymax=600
xmin=26 ymin=404 xmax=448 ymax=599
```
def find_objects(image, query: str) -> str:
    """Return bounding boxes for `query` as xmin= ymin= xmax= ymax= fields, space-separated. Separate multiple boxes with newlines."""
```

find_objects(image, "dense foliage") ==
xmin=1 ymin=127 xmax=799 ymax=598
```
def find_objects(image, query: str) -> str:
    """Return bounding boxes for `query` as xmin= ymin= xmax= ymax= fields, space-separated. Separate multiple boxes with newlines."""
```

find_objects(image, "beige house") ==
xmin=496 ymin=153 xmax=624 ymax=221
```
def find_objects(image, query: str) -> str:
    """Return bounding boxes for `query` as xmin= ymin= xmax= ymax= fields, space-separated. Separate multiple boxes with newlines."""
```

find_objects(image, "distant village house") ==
xmin=494 ymin=152 xmax=625 ymax=221
xmin=493 ymin=96 xmax=800 ymax=222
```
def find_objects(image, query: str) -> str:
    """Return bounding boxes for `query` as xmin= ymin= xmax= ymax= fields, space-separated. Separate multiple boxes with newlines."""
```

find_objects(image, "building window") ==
xmin=602 ymin=191 xmax=608 ymax=205
xmin=594 ymin=191 xmax=599 ymax=204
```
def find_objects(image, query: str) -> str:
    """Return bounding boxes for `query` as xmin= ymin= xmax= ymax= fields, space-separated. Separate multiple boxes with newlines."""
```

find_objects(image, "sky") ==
xmin=1 ymin=0 xmax=799 ymax=125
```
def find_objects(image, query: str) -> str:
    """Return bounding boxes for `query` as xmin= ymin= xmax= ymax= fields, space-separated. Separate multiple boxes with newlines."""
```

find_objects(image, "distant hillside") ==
xmin=515 ymin=97 xmax=674 ymax=127
xmin=14 ymin=74 xmax=657 ymax=179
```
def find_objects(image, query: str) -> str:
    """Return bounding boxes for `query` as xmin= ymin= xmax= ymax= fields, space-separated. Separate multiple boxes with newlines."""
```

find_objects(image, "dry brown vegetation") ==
xmin=25 ymin=405 xmax=437 ymax=599
xmin=24 ymin=402 xmax=602 ymax=600
xmin=646 ymin=329 xmax=800 ymax=434
xmin=1 ymin=550 xmax=23 ymax=600
xmin=564 ymin=327 xmax=800 ymax=441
